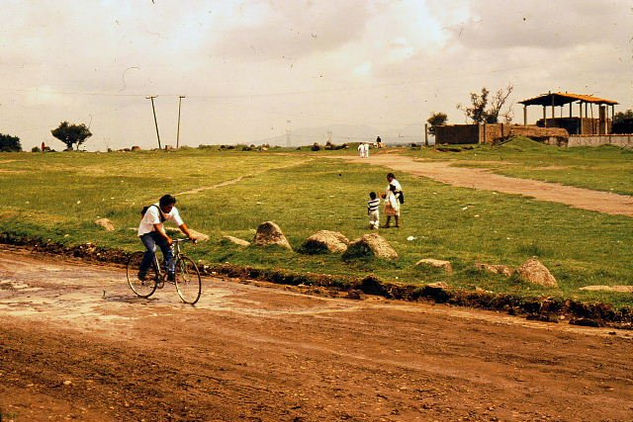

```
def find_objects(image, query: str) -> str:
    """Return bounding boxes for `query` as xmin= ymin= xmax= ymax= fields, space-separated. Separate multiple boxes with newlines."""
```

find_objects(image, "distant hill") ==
xmin=252 ymin=123 xmax=427 ymax=146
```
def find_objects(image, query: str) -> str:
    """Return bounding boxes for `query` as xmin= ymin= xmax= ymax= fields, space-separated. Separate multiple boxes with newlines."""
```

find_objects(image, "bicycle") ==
xmin=126 ymin=238 xmax=202 ymax=305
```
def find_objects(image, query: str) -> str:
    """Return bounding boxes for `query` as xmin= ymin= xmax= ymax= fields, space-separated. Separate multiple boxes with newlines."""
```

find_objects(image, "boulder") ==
xmin=517 ymin=258 xmax=558 ymax=287
xmin=94 ymin=218 xmax=115 ymax=232
xmin=342 ymin=233 xmax=398 ymax=260
xmin=222 ymin=235 xmax=251 ymax=247
xmin=476 ymin=262 xmax=515 ymax=277
xmin=253 ymin=221 xmax=292 ymax=250
xmin=302 ymin=230 xmax=349 ymax=254
xmin=131 ymin=145 xmax=142 ymax=151
xmin=188 ymin=229 xmax=210 ymax=242
xmin=416 ymin=258 xmax=453 ymax=273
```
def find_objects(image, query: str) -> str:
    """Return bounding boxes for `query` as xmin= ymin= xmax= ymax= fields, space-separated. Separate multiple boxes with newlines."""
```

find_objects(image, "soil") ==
xmin=2 ymin=248 xmax=633 ymax=421
xmin=342 ymin=155 xmax=633 ymax=217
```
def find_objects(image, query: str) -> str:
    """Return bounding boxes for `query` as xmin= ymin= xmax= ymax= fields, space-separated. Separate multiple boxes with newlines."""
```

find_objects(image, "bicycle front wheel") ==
xmin=175 ymin=256 xmax=202 ymax=305
xmin=126 ymin=251 xmax=158 ymax=298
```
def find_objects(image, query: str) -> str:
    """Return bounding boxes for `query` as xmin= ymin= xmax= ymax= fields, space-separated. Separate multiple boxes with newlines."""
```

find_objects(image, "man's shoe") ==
xmin=167 ymin=272 xmax=176 ymax=282
xmin=137 ymin=272 xmax=148 ymax=282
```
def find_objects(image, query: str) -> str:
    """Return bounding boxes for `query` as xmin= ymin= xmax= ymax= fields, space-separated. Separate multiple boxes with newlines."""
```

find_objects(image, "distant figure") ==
xmin=383 ymin=184 xmax=400 ymax=228
xmin=376 ymin=136 xmax=382 ymax=148
xmin=365 ymin=142 xmax=370 ymax=158
xmin=367 ymin=192 xmax=380 ymax=230
xmin=357 ymin=143 xmax=364 ymax=158
xmin=41 ymin=141 xmax=46 ymax=153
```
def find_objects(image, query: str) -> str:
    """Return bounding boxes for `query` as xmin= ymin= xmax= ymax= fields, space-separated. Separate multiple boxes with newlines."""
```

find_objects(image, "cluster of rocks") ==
xmin=96 ymin=217 xmax=559 ymax=288
xmin=477 ymin=257 xmax=558 ymax=287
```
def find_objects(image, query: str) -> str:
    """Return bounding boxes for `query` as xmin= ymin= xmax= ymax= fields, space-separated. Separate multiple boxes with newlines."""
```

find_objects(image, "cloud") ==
xmin=211 ymin=1 xmax=371 ymax=60
xmin=436 ymin=0 xmax=631 ymax=50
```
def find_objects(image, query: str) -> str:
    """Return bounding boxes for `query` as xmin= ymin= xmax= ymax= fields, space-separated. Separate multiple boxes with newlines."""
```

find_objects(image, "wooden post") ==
xmin=543 ymin=106 xmax=547 ymax=127
xmin=579 ymin=101 xmax=583 ymax=135
xmin=590 ymin=103 xmax=594 ymax=134
xmin=146 ymin=96 xmax=161 ymax=150
xmin=176 ymin=95 xmax=185 ymax=149
xmin=523 ymin=105 xmax=527 ymax=125
xmin=569 ymin=103 xmax=572 ymax=118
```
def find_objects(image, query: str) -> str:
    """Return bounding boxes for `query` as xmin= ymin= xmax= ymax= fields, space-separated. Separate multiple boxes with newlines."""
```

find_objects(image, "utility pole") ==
xmin=146 ymin=96 xmax=161 ymax=149
xmin=176 ymin=95 xmax=185 ymax=149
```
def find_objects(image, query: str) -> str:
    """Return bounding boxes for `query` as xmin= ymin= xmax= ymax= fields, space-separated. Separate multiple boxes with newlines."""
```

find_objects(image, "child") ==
xmin=367 ymin=192 xmax=380 ymax=229
xmin=383 ymin=184 xmax=400 ymax=228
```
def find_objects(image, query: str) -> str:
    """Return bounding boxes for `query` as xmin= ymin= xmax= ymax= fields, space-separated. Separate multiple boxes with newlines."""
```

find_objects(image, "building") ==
xmin=518 ymin=92 xmax=618 ymax=135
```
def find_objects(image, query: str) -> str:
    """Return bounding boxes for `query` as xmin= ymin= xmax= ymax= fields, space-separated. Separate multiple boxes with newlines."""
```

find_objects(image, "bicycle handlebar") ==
xmin=172 ymin=237 xmax=197 ymax=244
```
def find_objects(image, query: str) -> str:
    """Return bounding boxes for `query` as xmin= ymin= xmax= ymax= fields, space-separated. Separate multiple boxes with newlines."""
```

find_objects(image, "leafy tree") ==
xmin=51 ymin=121 xmax=92 ymax=150
xmin=426 ymin=112 xmax=448 ymax=135
xmin=458 ymin=84 xmax=514 ymax=124
xmin=613 ymin=108 xmax=633 ymax=134
xmin=0 ymin=133 xmax=22 ymax=152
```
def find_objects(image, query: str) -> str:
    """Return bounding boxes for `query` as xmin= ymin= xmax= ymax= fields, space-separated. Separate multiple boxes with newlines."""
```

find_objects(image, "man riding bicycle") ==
xmin=137 ymin=194 xmax=193 ymax=282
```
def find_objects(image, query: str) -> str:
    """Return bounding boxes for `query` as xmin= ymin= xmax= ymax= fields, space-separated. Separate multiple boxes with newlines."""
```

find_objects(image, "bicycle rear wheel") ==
xmin=175 ymin=256 xmax=202 ymax=305
xmin=126 ymin=251 xmax=158 ymax=298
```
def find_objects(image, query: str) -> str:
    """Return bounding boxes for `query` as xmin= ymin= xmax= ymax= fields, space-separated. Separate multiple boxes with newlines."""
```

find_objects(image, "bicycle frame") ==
xmin=151 ymin=238 xmax=190 ymax=281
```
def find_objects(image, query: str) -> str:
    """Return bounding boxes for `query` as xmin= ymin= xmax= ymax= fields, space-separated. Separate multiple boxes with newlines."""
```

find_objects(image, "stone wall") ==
xmin=568 ymin=134 xmax=633 ymax=147
xmin=479 ymin=124 xmax=568 ymax=145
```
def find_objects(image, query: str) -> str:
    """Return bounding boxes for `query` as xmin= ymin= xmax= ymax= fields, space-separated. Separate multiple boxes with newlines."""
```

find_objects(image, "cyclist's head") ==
xmin=159 ymin=194 xmax=177 ymax=213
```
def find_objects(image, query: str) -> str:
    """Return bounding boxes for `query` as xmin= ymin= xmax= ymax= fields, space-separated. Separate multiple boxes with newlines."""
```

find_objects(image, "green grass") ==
xmin=1 ymin=146 xmax=633 ymax=308
xmin=406 ymin=137 xmax=633 ymax=195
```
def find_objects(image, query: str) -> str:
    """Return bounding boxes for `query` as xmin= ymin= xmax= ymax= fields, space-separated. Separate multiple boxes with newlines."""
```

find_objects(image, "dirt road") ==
xmin=343 ymin=155 xmax=633 ymax=217
xmin=2 ymin=247 xmax=633 ymax=421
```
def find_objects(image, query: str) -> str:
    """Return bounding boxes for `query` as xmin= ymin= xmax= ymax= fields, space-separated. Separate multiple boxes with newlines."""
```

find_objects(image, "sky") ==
xmin=1 ymin=0 xmax=631 ymax=150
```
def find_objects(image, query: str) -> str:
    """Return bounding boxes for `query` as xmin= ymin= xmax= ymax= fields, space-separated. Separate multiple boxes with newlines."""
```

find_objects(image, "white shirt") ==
xmin=137 ymin=203 xmax=184 ymax=236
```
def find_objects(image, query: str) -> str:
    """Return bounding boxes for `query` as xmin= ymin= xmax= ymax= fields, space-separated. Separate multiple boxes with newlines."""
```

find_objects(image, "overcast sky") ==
xmin=1 ymin=0 xmax=631 ymax=150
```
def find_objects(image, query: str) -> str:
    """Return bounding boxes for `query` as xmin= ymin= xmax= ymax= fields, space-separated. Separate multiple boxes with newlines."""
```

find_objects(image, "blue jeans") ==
xmin=139 ymin=232 xmax=175 ymax=276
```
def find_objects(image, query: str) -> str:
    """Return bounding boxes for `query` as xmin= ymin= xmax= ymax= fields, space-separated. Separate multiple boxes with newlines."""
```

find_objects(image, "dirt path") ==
xmin=342 ymin=154 xmax=633 ymax=217
xmin=2 ymin=247 xmax=633 ymax=421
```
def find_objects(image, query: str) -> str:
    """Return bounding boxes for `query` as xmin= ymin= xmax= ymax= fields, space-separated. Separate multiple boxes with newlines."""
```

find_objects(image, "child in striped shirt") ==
xmin=368 ymin=192 xmax=380 ymax=229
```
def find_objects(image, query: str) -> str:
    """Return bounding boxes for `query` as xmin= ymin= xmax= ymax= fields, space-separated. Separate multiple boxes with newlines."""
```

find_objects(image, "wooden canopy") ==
xmin=520 ymin=92 xmax=618 ymax=106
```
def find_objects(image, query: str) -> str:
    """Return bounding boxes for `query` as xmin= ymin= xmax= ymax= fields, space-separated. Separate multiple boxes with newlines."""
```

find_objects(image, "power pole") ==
xmin=176 ymin=95 xmax=185 ymax=149
xmin=146 ymin=96 xmax=161 ymax=149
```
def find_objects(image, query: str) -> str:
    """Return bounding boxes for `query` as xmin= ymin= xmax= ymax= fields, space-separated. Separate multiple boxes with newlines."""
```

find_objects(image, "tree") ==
xmin=51 ymin=121 xmax=92 ymax=150
xmin=613 ymin=108 xmax=633 ymax=134
xmin=457 ymin=84 xmax=514 ymax=124
xmin=0 ymin=133 xmax=22 ymax=152
xmin=426 ymin=112 xmax=448 ymax=135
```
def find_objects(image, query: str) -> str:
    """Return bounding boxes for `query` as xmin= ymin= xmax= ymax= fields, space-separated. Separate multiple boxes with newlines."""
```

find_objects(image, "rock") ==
xmin=579 ymin=285 xmax=633 ymax=293
xmin=302 ymin=230 xmax=349 ymax=254
xmin=187 ymin=229 xmax=210 ymax=242
xmin=131 ymin=145 xmax=142 ymax=151
xmin=426 ymin=282 xmax=449 ymax=289
xmin=253 ymin=221 xmax=292 ymax=250
xmin=415 ymin=258 xmax=453 ymax=273
xmin=476 ymin=262 xmax=515 ymax=277
xmin=517 ymin=257 xmax=558 ymax=287
xmin=345 ymin=289 xmax=365 ymax=300
xmin=222 ymin=235 xmax=251 ymax=247
xmin=94 ymin=218 xmax=115 ymax=232
xmin=342 ymin=233 xmax=398 ymax=260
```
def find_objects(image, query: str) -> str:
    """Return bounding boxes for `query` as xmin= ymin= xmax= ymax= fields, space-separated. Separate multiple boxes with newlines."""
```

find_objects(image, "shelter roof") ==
xmin=519 ymin=92 xmax=618 ymax=106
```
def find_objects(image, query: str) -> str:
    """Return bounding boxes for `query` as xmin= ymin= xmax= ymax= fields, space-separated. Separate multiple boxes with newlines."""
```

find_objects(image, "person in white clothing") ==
xmin=137 ymin=194 xmax=193 ymax=281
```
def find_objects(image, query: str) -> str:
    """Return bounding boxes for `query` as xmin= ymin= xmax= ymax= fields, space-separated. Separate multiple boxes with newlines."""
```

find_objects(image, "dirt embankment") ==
xmin=1 ymin=234 xmax=631 ymax=329
xmin=2 ymin=249 xmax=633 ymax=421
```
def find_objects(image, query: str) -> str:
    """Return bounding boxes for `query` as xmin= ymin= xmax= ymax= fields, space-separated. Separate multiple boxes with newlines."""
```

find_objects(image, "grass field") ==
xmin=412 ymin=137 xmax=633 ymax=195
xmin=1 ymin=142 xmax=632 ymax=307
